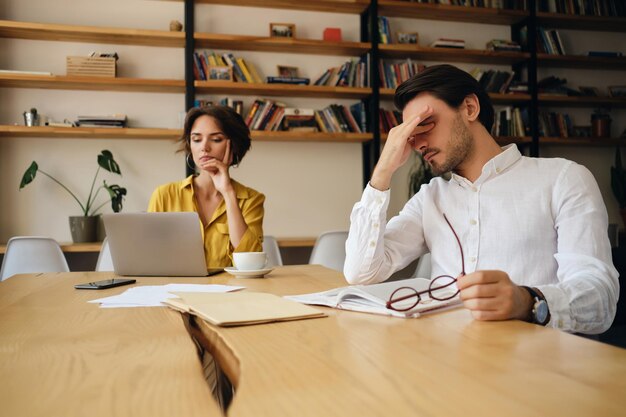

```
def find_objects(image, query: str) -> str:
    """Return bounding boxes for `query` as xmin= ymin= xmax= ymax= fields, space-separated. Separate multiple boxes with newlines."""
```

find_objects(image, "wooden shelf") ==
xmin=0 ymin=20 xmax=184 ymax=47
xmin=191 ymin=0 xmax=369 ymax=14
xmin=195 ymin=33 xmax=369 ymax=56
xmin=0 ymin=125 xmax=370 ymax=143
xmin=378 ymin=1 xmax=528 ymax=25
xmin=380 ymin=88 xmax=530 ymax=104
xmin=379 ymin=44 xmax=529 ymax=65
xmin=0 ymin=73 xmax=184 ymax=93
xmin=540 ymin=136 xmax=626 ymax=147
xmin=537 ymin=53 xmax=626 ymax=70
xmin=0 ymin=125 xmax=181 ymax=139
xmin=195 ymin=80 xmax=371 ymax=98
xmin=536 ymin=12 xmax=626 ymax=33
xmin=538 ymin=95 xmax=626 ymax=108
xmin=251 ymin=130 xmax=371 ymax=143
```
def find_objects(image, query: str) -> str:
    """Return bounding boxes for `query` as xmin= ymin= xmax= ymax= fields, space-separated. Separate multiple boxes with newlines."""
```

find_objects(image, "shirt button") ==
xmin=470 ymin=219 xmax=477 ymax=225
xmin=373 ymin=223 xmax=379 ymax=229
xmin=376 ymin=198 xmax=382 ymax=204
xmin=369 ymin=241 xmax=375 ymax=247
xmin=471 ymin=186 xmax=478 ymax=192
xmin=470 ymin=257 xmax=477 ymax=262
xmin=495 ymin=168 xmax=501 ymax=174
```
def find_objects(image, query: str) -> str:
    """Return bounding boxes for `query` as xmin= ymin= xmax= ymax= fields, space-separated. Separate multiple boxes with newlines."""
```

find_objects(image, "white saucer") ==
xmin=224 ymin=267 xmax=274 ymax=278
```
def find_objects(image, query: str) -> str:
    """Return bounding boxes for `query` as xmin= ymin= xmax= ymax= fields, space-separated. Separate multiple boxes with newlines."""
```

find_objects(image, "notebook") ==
xmin=102 ymin=212 xmax=213 ymax=277
xmin=165 ymin=291 xmax=326 ymax=326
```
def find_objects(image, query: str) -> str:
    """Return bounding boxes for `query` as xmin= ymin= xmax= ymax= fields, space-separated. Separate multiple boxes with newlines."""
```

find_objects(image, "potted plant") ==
xmin=611 ymin=147 xmax=626 ymax=227
xmin=19 ymin=150 xmax=127 ymax=242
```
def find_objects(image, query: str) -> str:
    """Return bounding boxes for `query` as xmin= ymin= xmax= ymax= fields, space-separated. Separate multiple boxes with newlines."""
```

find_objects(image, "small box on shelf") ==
xmin=66 ymin=56 xmax=116 ymax=78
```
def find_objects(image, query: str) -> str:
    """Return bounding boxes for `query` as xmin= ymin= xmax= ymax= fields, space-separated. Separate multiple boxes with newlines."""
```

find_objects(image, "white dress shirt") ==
xmin=344 ymin=145 xmax=619 ymax=334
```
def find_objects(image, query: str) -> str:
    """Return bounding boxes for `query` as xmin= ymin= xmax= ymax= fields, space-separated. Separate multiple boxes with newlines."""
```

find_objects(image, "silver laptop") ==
xmin=102 ymin=212 xmax=210 ymax=276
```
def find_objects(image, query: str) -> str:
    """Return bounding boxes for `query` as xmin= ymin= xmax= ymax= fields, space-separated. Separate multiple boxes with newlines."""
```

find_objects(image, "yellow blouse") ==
xmin=147 ymin=176 xmax=265 ymax=268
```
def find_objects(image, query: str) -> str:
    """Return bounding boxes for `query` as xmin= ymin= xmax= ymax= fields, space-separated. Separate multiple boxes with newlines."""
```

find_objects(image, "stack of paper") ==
xmin=164 ymin=291 xmax=326 ymax=327
xmin=89 ymin=284 xmax=244 ymax=308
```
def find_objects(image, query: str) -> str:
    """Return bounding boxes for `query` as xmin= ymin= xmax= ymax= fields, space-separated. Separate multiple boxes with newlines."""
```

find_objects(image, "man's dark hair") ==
xmin=179 ymin=106 xmax=251 ymax=166
xmin=394 ymin=64 xmax=494 ymax=132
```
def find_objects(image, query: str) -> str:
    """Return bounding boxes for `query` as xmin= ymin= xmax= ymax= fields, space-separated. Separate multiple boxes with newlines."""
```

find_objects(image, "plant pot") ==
xmin=69 ymin=216 xmax=99 ymax=243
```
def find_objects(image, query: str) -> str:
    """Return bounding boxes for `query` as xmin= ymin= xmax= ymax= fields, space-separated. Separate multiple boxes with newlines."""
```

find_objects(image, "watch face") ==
xmin=535 ymin=300 xmax=549 ymax=324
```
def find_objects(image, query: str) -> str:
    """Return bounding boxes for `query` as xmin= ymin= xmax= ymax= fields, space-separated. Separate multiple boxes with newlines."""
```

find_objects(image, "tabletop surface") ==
xmin=1 ymin=265 xmax=625 ymax=417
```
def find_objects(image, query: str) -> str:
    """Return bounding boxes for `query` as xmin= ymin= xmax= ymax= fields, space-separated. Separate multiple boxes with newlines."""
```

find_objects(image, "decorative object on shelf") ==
xmin=66 ymin=53 xmax=117 ymax=78
xmin=611 ymin=148 xmax=626 ymax=227
xmin=207 ymin=65 xmax=233 ymax=81
xmin=323 ymin=27 xmax=342 ymax=42
xmin=22 ymin=108 xmax=39 ymax=126
xmin=169 ymin=20 xmax=183 ymax=32
xmin=277 ymin=65 xmax=298 ymax=78
xmin=19 ymin=150 xmax=127 ymax=243
xmin=608 ymin=85 xmax=626 ymax=97
xmin=591 ymin=108 xmax=612 ymax=138
xmin=578 ymin=86 xmax=601 ymax=97
xmin=430 ymin=38 xmax=465 ymax=49
xmin=270 ymin=23 xmax=295 ymax=38
xmin=396 ymin=32 xmax=418 ymax=44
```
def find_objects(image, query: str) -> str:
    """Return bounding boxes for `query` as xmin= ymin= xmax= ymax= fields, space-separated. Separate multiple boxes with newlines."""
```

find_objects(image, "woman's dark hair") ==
xmin=178 ymin=105 xmax=251 ymax=166
xmin=394 ymin=64 xmax=494 ymax=132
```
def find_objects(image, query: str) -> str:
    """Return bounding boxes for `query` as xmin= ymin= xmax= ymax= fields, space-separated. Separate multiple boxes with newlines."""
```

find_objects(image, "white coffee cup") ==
xmin=233 ymin=252 xmax=268 ymax=271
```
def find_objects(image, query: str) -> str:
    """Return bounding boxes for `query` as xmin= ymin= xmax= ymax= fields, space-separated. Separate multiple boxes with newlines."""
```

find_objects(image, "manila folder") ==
xmin=169 ymin=291 xmax=326 ymax=326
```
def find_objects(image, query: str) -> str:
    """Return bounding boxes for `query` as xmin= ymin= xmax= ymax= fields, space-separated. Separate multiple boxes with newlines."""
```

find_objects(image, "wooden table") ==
xmin=1 ymin=265 xmax=625 ymax=417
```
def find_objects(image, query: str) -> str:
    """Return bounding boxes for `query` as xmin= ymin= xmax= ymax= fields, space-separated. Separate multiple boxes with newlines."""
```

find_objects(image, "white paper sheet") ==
xmin=88 ymin=284 xmax=245 ymax=308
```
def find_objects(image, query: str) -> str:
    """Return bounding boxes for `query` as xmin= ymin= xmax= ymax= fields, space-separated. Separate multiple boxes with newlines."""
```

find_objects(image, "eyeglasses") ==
xmin=386 ymin=214 xmax=465 ymax=312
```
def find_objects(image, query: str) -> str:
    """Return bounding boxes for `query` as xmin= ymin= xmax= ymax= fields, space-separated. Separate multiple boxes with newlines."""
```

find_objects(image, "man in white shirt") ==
xmin=344 ymin=64 xmax=619 ymax=334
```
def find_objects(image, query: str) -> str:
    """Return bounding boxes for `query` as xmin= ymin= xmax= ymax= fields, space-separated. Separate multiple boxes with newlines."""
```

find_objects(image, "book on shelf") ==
xmin=313 ymin=56 xmax=368 ymax=88
xmin=286 ymin=277 xmax=462 ymax=319
xmin=378 ymin=16 xmax=392 ymax=45
xmin=486 ymin=39 xmax=521 ymax=52
xmin=430 ymin=38 xmax=465 ymax=49
xmin=281 ymin=107 xmax=318 ymax=132
xmin=0 ymin=69 xmax=53 ymax=76
xmin=76 ymin=114 xmax=127 ymax=128
xmin=266 ymin=76 xmax=310 ymax=85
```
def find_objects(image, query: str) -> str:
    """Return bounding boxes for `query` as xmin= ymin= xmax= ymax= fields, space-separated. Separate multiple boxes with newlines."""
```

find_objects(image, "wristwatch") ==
xmin=522 ymin=286 xmax=550 ymax=326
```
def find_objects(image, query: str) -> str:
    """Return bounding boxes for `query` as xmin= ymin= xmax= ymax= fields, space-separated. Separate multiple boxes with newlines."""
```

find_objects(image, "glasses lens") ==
xmin=388 ymin=287 xmax=420 ymax=311
xmin=429 ymin=275 xmax=459 ymax=301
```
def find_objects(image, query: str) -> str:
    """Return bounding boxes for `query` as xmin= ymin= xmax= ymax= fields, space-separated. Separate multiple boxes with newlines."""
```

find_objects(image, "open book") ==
xmin=286 ymin=277 xmax=462 ymax=318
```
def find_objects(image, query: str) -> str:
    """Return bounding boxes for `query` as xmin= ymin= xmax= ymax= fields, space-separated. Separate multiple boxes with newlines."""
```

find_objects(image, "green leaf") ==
xmin=19 ymin=161 xmax=39 ymax=190
xmin=98 ymin=150 xmax=122 ymax=175
xmin=104 ymin=182 xmax=127 ymax=213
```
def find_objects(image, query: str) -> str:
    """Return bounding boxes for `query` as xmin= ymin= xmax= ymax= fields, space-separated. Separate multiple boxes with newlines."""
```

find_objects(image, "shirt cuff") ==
xmin=362 ymin=183 xmax=391 ymax=212
xmin=537 ymin=285 xmax=572 ymax=332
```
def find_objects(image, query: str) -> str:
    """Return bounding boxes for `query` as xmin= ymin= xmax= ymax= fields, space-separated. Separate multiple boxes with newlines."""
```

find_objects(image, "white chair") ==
xmin=95 ymin=237 xmax=114 ymax=271
xmin=262 ymin=235 xmax=283 ymax=267
xmin=413 ymin=253 xmax=432 ymax=278
xmin=309 ymin=231 xmax=349 ymax=272
xmin=0 ymin=236 xmax=69 ymax=281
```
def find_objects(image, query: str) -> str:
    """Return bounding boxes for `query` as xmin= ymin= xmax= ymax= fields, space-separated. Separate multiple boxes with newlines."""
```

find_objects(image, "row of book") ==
xmin=470 ymin=69 xmax=516 ymax=94
xmin=400 ymin=0 xmax=527 ymax=9
xmin=314 ymin=56 xmax=369 ymax=88
xmin=538 ymin=111 xmax=574 ymax=138
xmin=76 ymin=114 xmax=127 ymax=128
xmin=242 ymin=99 xmax=366 ymax=133
xmin=193 ymin=50 xmax=263 ymax=83
xmin=194 ymin=98 xmax=244 ymax=116
xmin=536 ymin=0 xmax=625 ymax=16
xmin=537 ymin=28 xmax=566 ymax=55
xmin=491 ymin=107 xmax=528 ymax=137
xmin=379 ymin=109 xmax=402 ymax=133
xmin=486 ymin=39 xmax=522 ymax=52
xmin=379 ymin=59 xmax=426 ymax=89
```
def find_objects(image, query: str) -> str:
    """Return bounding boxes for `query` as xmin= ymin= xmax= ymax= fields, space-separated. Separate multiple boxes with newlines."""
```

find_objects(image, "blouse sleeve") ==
xmin=232 ymin=191 xmax=265 ymax=253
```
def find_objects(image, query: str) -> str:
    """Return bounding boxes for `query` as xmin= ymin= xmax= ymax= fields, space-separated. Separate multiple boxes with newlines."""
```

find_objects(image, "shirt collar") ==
xmin=450 ymin=144 xmax=521 ymax=186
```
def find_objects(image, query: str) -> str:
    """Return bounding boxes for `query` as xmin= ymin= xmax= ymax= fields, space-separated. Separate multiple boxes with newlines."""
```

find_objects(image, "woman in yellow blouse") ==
xmin=148 ymin=106 xmax=264 ymax=268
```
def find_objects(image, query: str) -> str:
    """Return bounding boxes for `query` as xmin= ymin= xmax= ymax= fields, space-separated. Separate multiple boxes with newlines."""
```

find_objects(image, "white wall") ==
xmin=1 ymin=1 xmax=624 ymax=243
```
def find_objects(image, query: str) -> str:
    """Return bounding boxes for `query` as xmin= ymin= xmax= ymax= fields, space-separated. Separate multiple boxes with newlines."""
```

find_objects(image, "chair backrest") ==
xmin=413 ymin=253 xmax=432 ymax=278
xmin=95 ymin=237 xmax=114 ymax=271
xmin=0 ymin=236 xmax=69 ymax=281
xmin=309 ymin=231 xmax=349 ymax=272
xmin=262 ymin=235 xmax=283 ymax=267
